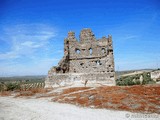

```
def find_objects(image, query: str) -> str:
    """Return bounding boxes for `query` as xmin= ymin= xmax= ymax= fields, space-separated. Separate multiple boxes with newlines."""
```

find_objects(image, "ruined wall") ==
xmin=151 ymin=70 xmax=160 ymax=82
xmin=45 ymin=29 xmax=115 ymax=88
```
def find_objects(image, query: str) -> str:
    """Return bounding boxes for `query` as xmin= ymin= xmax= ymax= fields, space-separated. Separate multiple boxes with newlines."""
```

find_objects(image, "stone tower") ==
xmin=45 ymin=28 xmax=115 ymax=88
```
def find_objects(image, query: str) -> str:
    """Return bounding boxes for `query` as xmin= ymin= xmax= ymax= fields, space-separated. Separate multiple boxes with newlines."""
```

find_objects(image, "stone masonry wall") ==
xmin=45 ymin=28 xmax=115 ymax=88
xmin=151 ymin=70 xmax=160 ymax=82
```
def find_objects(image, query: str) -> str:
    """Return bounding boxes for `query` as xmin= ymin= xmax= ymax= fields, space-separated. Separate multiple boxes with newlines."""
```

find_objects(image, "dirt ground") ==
xmin=0 ymin=96 xmax=159 ymax=120
xmin=46 ymin=85 xmax=160 ymax=114
xmin=0 ymin=84 xmax=160 ymax=120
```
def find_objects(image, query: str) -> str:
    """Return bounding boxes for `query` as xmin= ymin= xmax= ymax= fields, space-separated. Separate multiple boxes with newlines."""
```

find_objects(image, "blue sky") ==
xmin=0 ymin=0 xmax=160 ymax=76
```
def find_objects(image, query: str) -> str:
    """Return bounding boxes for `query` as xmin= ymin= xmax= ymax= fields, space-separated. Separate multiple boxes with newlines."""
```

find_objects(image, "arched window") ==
xmin=75 ymin=49 xmax=80 ymax=54
xmin=102 ymin=48 xmax=105 ymax=53
xmin=89 ymin=48 xmax=92 ymax=55
xmin=96 ymin=60 xmax=102 ymax=66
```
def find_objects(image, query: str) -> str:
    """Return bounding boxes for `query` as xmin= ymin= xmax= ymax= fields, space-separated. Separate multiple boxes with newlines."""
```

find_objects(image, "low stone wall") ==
xmin=45 ymin=73 xmax=115 ymax=88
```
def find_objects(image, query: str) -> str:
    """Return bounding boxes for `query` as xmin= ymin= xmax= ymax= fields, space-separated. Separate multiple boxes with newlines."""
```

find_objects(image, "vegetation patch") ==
xmin=116 ymin=72 xmax=156 ymax=86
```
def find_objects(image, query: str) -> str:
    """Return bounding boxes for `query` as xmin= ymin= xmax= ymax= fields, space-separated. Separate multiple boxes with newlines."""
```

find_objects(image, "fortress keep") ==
xmin=45 ymin=29 xmax=115 ymax=87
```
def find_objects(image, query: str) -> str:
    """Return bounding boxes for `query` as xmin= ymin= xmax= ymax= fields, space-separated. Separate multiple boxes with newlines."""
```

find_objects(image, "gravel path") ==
xmin=0 ymin=96 xmax=159 ymax=120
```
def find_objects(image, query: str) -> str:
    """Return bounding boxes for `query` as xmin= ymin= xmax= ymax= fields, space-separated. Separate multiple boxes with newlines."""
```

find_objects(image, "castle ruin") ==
xmin=45 ymin=28 xmax=115 ymax=87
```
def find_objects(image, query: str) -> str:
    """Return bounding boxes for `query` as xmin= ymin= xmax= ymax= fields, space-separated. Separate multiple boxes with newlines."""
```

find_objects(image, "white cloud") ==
xmin=0 ymin=51 xmax=20 ymax=60
xmin=122 ymin=35 xmax=137 ymax=40
xmin=21 ymin=41 xmax=34 ymax=47
xmin=21 ymin=41 xmax=43 ymax=48
xmin=0 ymin=23 xmax=57 ymax=60
xmin=0 ymin=23 xmax=60 ymax=76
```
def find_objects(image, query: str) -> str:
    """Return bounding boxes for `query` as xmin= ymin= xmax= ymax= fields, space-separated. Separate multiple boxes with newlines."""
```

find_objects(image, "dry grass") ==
xmin=0 ymin=91 xmax=12 ymax=96
xmin=15 ymin=88 xmax=52 ymax=97
xmin=0 ymin=88 xmax=52 ymax=97
xmin=30 ymin=88 xmax=50 ymax=94
xmin=62 ymin=87 xmax=91 ymax=94
xmin=51 ymin=85 xmax=160 ymax=114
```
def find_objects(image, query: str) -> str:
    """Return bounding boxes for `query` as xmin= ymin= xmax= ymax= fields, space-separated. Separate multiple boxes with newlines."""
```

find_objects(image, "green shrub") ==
xmin=142 ymin=72 xmax=154 ymax=84
xmin=0 ymin=83 xmax=7 ymax=91
xmin=116 ymin=72 xmax=155 ymax=86
xmin=6 ymin=82 xmax=20 ymax=91
xmin=116 ymin=76 xmax=140 ymax=86
xmin=134 ymin=80 xmax=141 ymax=85
xmin=0 ymin=84 xmax=4 ymax=91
